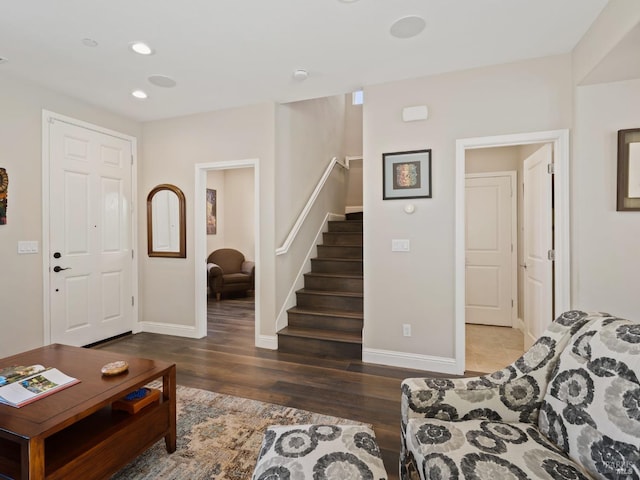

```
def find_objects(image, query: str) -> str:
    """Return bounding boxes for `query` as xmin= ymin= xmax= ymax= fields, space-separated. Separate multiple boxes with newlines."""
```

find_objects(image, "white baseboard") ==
xmin=139 ymin=321 xmax=204 ymax=339
xmin=362 ymin=348 xmax=459 ymax=375
xmin=514 ymin=317 xmax=524 ymax=332
xmin=256 ymin=334 xmax=278 ymax=350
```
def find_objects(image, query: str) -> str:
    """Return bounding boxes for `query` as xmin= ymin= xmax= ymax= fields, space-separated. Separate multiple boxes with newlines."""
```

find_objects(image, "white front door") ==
xmin=48 ymin=118 xmax=134 ymax=346
xmin=523 ymin=144 xmax=554 ymax=349
xmin=465 ymin=173 xmax=515 ymax=327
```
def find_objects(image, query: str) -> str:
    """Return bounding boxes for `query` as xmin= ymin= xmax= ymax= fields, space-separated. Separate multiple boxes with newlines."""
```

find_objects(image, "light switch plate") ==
xmin=18 ymin=241 xmax=39 ymax=254
xmin=391 ymin=239 xmax=410 ymax=252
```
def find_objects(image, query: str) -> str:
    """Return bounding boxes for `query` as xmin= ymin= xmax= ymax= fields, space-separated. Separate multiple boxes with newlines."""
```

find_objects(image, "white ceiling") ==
xmin=0 ymin=0 xmax=608 ymax=122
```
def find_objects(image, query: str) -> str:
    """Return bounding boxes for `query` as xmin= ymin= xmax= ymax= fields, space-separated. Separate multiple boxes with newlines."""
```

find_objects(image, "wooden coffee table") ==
xmin=0 ymin=344 xmax=176 ymax=480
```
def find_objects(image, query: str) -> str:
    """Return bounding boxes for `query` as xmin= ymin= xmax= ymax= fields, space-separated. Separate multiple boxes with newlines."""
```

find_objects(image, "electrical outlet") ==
xmin=403 ymin=324 xmax=412 ymax=337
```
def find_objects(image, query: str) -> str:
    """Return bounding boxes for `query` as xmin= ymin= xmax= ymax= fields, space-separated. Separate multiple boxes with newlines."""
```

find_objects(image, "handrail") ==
xmin=276 ymin=156 xmax=347 ymax=256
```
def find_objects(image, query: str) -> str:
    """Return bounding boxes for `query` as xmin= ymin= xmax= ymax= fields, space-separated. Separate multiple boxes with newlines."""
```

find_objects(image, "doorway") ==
xmin=194 ymin=160 xmax=263 ymax=346
xmin=455 ymin=130 xmax=570 ymax=375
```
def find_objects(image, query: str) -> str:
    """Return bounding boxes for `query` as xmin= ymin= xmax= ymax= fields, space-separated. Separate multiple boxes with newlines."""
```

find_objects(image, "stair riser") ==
xmin=278 ymin=335 xmax=362 ymax=359
xmin=304 ymin=275 xmax=363 ymax=293
xmin=311 ymin=259 xmax=363 ymax=274
xmin=322 ymin=233 xmax=362 ymax=246
xmin=296 ymin=292 xmax=363 ymax=312
xmin=328 ymin=221 xmax=363 ymax=233
xmin=316 ymin=245 xmax=362 ymax=259
xmin=287 ymin=312 xmax=363 ymax=332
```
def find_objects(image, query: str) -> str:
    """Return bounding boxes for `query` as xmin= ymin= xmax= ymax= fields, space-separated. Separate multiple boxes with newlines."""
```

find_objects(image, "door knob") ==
xmin=53 ymin=266 xmax=71 ymax=273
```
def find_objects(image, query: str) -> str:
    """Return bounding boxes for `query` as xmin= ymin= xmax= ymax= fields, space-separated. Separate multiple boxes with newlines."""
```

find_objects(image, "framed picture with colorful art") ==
xmin=0 ymin=167 xmax=8 ymax=225
xmin=382 ymin=149 xmax=431 ymax=200
xmin=206 ymin=188 xmax=217 ymax=234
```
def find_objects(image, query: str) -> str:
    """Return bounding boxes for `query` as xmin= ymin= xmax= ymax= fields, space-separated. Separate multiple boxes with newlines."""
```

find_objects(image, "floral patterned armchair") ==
xmin=400 ymin=311 xmax=640 ymax=480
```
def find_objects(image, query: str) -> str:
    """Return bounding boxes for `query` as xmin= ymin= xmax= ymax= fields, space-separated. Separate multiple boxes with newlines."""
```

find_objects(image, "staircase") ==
xmin=278 ymin=214 xmax=363 ymax=359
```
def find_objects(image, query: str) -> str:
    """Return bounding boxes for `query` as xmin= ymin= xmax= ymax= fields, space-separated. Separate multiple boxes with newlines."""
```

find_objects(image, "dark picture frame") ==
xmin=617 ymin=128 xmax=640 ymax=211
xmin=383 ymin=149 xmax=432 ymax=200
xmin=206 ymin=188 xmax=217 ymax=234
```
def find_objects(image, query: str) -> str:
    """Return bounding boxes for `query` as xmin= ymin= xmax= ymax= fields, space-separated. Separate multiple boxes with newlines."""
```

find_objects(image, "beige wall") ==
xmin=140 ymin=103 xmax=276 ymax=336
xmin=275 ymin=95 xmax=347 ymax=243
xmin=573 ymin=0 xmax=640 ymax=85
xmin=345 ymin=160 xmax=363 ymax=208
xmin=206 ymin=168 xmax=255 ymax=261
xmin=573 ymin=78 xmax=640 ymax=319
xmin=344 ymin=94 xmax=363 ymax=157
xmin=0 ymin=73 xmax=141 ymax=357
xmin=275 ymin=96 xmax=348 ymax=309
xmin=223 ymin=168 xmax=255 ymax=259
xmin=344 ymin=94 xmax=364 ymax=208
xmin=362 ymin=55 xmax=573 ymax=361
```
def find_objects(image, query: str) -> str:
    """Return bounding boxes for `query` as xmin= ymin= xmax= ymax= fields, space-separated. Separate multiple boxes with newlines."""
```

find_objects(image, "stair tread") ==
xmin=288 ymin=306 xmax=363 ymax=319
xmin=304 ymin=272 xmax=363 ymax=279
xmin=298 ymin=288 xmax=363 ymax=298
xmin=278 ymin=326 xmax=362 ymax=344
xmin=312 ymin=257 xmax=362 ymax=262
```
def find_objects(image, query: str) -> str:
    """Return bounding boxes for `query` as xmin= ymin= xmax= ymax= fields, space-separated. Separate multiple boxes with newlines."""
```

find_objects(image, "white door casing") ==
xmin=523 ymin=144 xmax=554 ymax=349
xmin=465 ymin=173 xmax=516 ymax=327
xmin=194 ymin=160 xmax=266 ymax=346
xmin=43 ymin=112 xmax=137 ymax=346
xmin=455 ymin=130 xmax=570 ymax=376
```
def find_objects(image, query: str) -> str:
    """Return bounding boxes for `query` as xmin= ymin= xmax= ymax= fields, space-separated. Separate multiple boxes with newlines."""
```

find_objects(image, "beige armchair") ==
xmin=207 ymin=248 xmax=255 ymax=301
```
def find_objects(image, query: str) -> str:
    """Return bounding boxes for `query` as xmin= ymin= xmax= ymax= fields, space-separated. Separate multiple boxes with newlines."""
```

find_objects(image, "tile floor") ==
xmin=465 ymin=323 xmax=524 ymax=374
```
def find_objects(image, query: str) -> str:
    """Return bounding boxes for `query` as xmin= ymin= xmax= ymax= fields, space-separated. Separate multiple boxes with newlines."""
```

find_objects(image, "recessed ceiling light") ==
xmin=293 ymin=69 xmax=309 ymax=81
xmin=130 ymin=42 xmax=154 ymax=55
xmin=390 ymin=15 xmax=426 ymax=39
xmin=81 ymin=38 xmax=98 ymax=48
xmin=131 ymin=90 xmax=148 ymax=99
xmin=148 ymin=75 xmax=177 ymax=88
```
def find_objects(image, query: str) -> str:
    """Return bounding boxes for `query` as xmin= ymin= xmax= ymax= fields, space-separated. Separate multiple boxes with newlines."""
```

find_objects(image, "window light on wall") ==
xmin=352 ymin=90 xmax=364 ymax=105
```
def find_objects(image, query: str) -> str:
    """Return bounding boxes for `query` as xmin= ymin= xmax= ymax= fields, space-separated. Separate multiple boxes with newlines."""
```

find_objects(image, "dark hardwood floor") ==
xmin=94 ymin=295 xmax=462 ymax=479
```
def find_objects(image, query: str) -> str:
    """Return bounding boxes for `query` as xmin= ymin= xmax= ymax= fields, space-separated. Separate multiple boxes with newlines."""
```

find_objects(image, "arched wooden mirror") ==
xmin=147 ymin=184 xmax=186 ymax=258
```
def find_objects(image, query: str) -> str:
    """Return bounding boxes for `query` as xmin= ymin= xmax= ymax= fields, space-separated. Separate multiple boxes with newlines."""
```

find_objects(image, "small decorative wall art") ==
xmin=0 ymin=168 xmax=8 ymax=225
xmin=617 ymin=128 xmax=640 ymax=211
xmin=206 ymin=188 xmax=217 ymax=234
xmin=382 ymin=149 xmax=432 ymax=200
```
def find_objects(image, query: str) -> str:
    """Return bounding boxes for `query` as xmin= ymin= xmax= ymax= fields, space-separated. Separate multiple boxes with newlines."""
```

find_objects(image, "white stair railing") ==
xmin=276 ymin=156 xmax=347 ymax=256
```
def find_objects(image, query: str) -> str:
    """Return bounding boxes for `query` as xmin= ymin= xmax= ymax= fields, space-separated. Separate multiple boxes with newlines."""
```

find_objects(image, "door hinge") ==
xmin=511 ymin=299 xmax=514 ymax=308
xmin=131 ymin=250 xmax=134 ymax=259
xmin=131 ymin=154 xmax=134 ymax=165
xmin=131 ymin=296 xmax=135 ymax=307
xmin=548 ymin=249 xmax=556 ymax=261
xmin=547 ymin=163 xmax=555 ymax=174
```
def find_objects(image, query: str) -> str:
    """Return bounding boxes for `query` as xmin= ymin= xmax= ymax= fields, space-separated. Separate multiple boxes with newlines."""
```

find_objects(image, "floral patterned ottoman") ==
xmin=252 ymin=424 xmax=388 ymax=480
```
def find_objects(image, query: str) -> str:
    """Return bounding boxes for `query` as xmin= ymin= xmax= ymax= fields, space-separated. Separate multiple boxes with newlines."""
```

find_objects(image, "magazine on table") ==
xmin=0 ymin=364 xmax=80 ymax=408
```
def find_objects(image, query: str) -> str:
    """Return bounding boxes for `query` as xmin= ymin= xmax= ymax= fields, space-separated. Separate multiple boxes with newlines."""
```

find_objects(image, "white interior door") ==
xmin=49 ymin=119 xmax=133 ymax=346
xmin=523 ymin=144 xmax=553 ymax=349
xmin=465 ymin=174 xmax=515 ymax=327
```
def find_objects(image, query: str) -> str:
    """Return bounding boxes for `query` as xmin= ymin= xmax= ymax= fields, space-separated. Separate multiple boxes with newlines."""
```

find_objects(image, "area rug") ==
xmin=111 ymin=385 xmax=366 ymax=480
